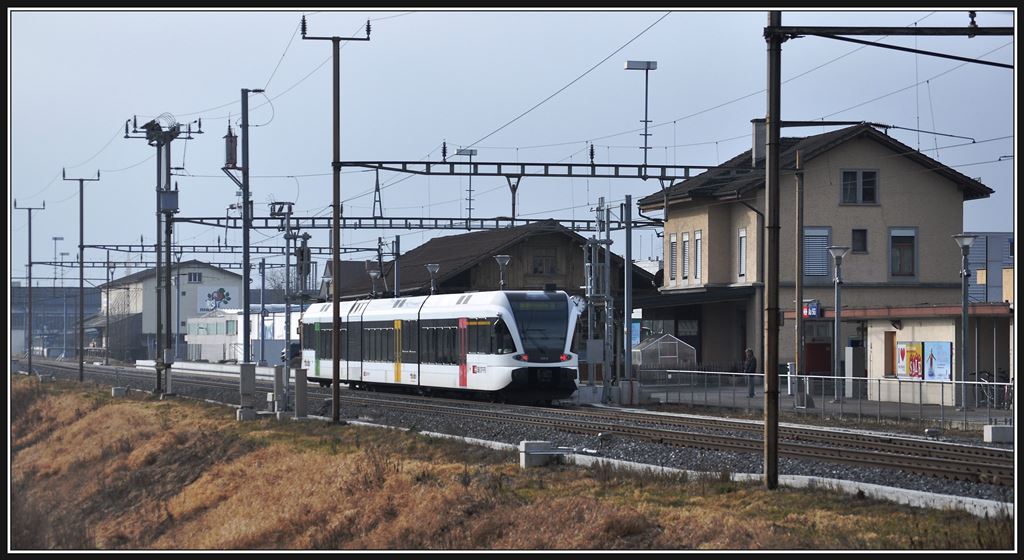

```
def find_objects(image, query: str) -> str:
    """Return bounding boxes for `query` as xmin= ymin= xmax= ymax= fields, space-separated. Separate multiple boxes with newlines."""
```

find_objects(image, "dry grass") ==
xmin=9 ymin=375 xmax=1014 ymax=551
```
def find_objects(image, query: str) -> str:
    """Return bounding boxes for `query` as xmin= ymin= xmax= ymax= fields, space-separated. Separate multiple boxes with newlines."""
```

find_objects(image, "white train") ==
xmin=299 ymin=289 xmax=583 ymax=402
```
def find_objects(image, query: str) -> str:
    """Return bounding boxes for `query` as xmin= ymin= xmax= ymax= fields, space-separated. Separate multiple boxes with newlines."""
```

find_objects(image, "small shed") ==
xmin=631 ymin=333 xmax=696 ymax=370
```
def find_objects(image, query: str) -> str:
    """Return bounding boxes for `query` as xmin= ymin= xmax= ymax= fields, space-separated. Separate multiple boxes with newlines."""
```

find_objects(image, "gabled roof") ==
xmin=100 ymin=260 xmax=241 ymax=288
xmin=638 ymin=123 xmax=993 ymax=209
xmin=333 ymin=220 xmax=655 ymax=299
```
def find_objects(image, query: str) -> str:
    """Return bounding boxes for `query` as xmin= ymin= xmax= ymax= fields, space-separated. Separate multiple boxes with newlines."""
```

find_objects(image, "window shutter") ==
xmin=804 ymin=228 xmax=830 ymax=276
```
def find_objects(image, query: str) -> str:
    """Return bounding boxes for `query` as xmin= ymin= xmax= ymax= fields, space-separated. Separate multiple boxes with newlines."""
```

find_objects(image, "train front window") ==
xmin=494 ymin=318 xmax=515 ymax=354
xmin=506 ymin=293 xmax=569 ymax=361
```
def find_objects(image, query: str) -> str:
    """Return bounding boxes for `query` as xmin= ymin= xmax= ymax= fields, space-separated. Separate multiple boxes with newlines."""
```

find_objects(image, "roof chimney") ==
xmin=751 ymin=118 xmax=766 ymax=167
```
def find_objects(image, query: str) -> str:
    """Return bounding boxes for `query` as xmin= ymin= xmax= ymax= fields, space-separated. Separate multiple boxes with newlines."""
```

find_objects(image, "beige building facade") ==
xmin=638 ymin=123 xmax=996 ymax=378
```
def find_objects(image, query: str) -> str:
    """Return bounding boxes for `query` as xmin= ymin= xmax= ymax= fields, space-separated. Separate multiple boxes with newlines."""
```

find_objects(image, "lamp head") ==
xmin=828 ymin=246 xmax=850 ymax=261
xmin=952 ymin=233 xmax=977 ymax=252
xmin=625 ymin=60 xmax=657 ymax=71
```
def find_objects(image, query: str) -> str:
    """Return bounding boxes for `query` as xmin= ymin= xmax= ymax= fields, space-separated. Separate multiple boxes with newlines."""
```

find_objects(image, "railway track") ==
xmin=24 ymin=359 xmax=1014 ymax=487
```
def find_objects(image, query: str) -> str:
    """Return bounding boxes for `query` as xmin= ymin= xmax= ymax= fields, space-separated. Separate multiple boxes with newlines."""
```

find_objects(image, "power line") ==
xmin=464 ymin=11 xmax=672 ymax=149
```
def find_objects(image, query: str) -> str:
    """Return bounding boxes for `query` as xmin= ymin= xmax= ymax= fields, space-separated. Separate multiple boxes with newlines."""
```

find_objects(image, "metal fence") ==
xmin=637 ymin=369 xmax=1014 ymax=428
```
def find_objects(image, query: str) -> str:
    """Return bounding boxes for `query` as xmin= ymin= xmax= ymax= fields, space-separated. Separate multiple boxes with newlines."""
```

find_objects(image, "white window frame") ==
xmin=804 ymin=227 xmax=832 ymax=279
xmin=738 ymin=228 xmax=747 ymax=279
xmin=694 ymin=230 xmax=703 ymax=282
xmin=681 ymin=233 xmax=690 ymax=281
xmin=669 ymin=234 xmax=677 ymax=282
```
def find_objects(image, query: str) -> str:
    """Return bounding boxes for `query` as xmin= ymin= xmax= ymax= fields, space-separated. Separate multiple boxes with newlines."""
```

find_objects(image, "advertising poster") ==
xmin=896 ymin=342 xmax=924 ymax=379
xmin=896 ymin=342 xmax=908 ymax=376
xmin=906 ymin=342 xmax=923 ymax=379
xmin=923 ymin=342 xmax=952 ymax=382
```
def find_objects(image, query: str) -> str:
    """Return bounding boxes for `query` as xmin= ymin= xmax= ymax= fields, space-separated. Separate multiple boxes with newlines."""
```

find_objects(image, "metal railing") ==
xmin=636 ymin=369 xmax=1014 ymax=429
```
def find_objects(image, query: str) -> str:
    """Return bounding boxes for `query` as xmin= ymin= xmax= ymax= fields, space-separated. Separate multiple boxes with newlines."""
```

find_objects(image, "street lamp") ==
xmin=953 ymin=233 xmax=977 ymax=412
xmin=828 ymin=246 xmax=850 ymax=403
xmin=425 ymin=263 xmax=440 ymax=295
xmin=368 ymin=266 xmax=381 ymax=299
xmin=625 ymin=60 xmax=657 ymax=171
xmin=51 ymin=236 xmax=64 ymax=356
xmin=52 ymin=235 xmax=64 ymax=287
xmin=456 ymin=148 xmax=477 ymax=226
xmin=495 ymin=255 xmax=510 ymax=291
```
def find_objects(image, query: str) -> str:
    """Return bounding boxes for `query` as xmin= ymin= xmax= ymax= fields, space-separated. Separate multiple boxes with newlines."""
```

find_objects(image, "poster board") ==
xmin=923 ymin=342 xmax=952 ymax=382
xmin=896 ymin=342 xmax=923 ymax=379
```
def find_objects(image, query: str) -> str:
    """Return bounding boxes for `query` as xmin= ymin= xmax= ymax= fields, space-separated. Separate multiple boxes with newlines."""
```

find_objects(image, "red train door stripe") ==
xmin=458 ymin=317 xmax=468 ymax=387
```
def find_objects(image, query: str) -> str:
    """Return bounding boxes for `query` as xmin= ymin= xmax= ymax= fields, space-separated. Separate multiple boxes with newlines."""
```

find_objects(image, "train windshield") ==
xmin=506 ymin=292 xmax=569 ymax=361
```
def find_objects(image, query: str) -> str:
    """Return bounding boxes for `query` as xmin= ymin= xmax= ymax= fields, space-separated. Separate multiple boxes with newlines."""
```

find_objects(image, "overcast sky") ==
xmin=8 ymin=8 xmax=1016 ymax=289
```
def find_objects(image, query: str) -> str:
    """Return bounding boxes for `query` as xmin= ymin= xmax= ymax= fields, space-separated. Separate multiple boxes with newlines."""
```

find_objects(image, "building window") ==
xmin=669 ymin=234 xmax=677 ymax=281
xmin=531 ymin=252 xmax=557 ymax=274
xmin=694 ymin=230 xmax=702 ymax=281
xmin=975 ymin=269 xmax=987 ymax=285
xmin=187 ymin=272 xmax=203 ymax=283
xmin=804 ymin=227 xmax=831 ymax=277
xmin=681 ymin=233 xmax=689 ymax=280
xmin=852 ymin=229 xmax=868 ymax=253
xmin=841 ymin=170 xmax=878 ymax=204
xmin=890 ymin=228 xmax=916 ymax=277
xmin=737 ymin=228 xmax=747 ymax=278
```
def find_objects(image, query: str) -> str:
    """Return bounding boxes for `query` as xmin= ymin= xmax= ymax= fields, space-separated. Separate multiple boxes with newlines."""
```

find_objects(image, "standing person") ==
xmin=744 ymin=348 xmax=757 ymax=398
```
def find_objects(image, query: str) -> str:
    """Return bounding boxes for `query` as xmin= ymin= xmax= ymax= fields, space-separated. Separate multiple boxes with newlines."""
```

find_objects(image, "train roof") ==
xmin=300 ymin=290 xmax=571 ymax=323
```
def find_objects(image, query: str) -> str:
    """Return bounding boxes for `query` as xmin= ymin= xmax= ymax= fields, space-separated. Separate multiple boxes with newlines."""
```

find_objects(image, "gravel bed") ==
xmin=37 ymin=367 xmax=1015 ymax=504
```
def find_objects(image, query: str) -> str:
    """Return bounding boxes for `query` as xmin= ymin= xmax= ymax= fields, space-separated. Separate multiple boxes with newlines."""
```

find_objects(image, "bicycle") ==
xmin=975 ymin=370 xmax=998 ymax=409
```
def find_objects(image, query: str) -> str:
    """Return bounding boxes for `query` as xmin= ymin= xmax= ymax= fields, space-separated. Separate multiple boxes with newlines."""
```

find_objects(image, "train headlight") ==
xmin=514 ymin=354 xmax=529 ymax=362
xmin=559 ymin=353 xmax=570 ymax=362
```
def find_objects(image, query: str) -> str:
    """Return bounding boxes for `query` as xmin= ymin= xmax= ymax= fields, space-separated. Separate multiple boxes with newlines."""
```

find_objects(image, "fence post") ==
xmin=940 ymin=381 xmax=945 ymax=427
xmin=877 ymin=378 xmax=881 ymax=423
xmin=897 ymin=379 xmax=902 ymax=424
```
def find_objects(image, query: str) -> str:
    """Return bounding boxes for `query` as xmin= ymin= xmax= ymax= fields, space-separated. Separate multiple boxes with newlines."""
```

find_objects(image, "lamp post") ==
xmin=625 ymin=60 xmax=657 ymax=171
xmin=495 ymin=255 xmax=510 ymax=291
xmin=828 ymin=246 xmax=850 ymax=403
xmin=425 ymin=264 xmax=439 ymax=295
xmin=51 ymin=236 xmax=63 ymax=356
xmin=456 ymin=148 xmax=477 ymax=227
xmin=953 ymin=233 xmax=977 ymax=412
xmin=52 ymin=235 xmax=63 ymax=289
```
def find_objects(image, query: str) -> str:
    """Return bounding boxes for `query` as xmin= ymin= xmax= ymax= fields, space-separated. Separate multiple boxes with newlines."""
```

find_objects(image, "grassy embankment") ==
xmin=10 ymin=375 xmax=1014 ymax=550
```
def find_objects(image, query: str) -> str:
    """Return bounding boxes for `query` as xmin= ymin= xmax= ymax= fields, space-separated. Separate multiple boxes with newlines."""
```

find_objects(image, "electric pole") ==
xmin=125 ymin=115 xmax=200 ymax=391
xmin=63 ymin=168 xmax=100 ymax=382
xmin=302 ymin=14 xmax=371 ymax=424
xmin=15 ymin=200 xmax=44 ymax=375
xmin=223 ymin=91 xmax=262 ymax=365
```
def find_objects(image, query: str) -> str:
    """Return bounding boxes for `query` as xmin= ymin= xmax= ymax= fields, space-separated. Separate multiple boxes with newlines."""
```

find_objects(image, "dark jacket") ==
xmin=743 ymin=355 xmax=757 ymax=373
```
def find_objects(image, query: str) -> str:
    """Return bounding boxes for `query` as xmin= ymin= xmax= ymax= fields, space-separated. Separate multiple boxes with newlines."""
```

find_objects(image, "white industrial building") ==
xmin=185 ymin=305 xmax=303 ymax=365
